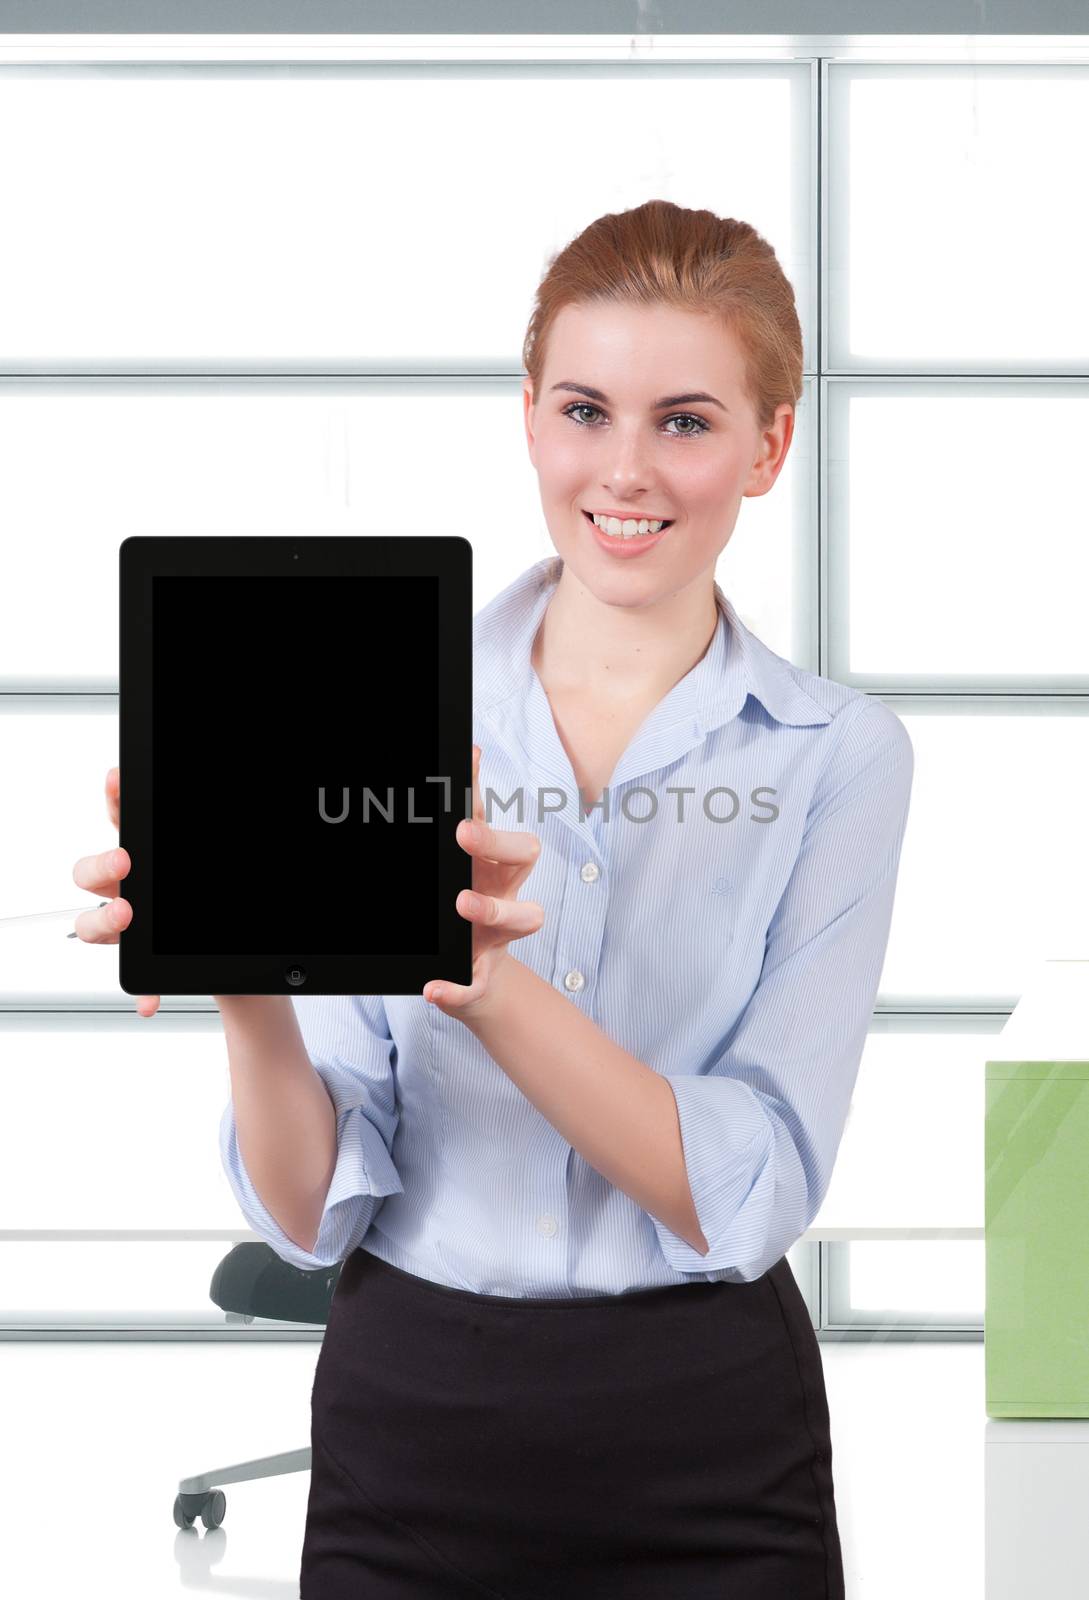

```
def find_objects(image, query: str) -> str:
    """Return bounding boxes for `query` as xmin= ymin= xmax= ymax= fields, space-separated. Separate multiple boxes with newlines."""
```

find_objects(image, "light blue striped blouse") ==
xmin=220 ymin=554 xmax=913 ymax=1295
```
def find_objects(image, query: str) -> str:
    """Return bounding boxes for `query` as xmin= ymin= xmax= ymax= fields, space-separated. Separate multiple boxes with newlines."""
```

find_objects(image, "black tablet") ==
xmin=118 ymin=535 xmax=473 ymax=997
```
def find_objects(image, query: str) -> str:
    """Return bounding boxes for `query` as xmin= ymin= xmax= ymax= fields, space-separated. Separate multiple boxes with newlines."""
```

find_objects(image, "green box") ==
xmin=986 ymin=1060 xmax=1089 ymax=1418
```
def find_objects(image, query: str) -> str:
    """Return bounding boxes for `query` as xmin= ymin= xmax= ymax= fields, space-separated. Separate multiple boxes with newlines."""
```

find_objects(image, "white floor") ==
xmin=1 ymin=1335 xmax=1079 ymax=1597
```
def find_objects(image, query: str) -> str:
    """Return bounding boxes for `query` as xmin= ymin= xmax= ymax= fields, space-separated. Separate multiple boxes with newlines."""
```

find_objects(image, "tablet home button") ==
xmin=285 ymin=965 xmax=307 ymax=988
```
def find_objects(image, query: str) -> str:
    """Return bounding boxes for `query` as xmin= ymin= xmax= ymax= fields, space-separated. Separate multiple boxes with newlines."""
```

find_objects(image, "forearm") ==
xmin=217 ymin=995 xmax=337 ymax=1256
xmin=464 ymin=960 xmax=709 ymax=1256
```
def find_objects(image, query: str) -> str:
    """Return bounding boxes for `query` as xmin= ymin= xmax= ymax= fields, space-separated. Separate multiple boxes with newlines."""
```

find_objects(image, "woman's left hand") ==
xmin=423 ymin=744 xmax=544 ymax=1023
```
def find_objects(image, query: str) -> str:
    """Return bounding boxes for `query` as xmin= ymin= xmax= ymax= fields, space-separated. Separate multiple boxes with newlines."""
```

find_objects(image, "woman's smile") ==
xmin=583 ymin=506 xmax=674 ymax=558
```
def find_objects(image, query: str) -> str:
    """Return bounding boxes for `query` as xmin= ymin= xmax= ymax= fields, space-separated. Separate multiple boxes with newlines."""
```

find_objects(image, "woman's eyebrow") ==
xmin=549 ymin=381 xmax=728 ymax=414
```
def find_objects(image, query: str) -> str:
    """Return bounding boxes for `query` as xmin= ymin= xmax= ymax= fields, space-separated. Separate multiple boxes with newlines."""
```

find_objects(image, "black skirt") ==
xmin=300 ymin=1245 xmax=845 ymax=1599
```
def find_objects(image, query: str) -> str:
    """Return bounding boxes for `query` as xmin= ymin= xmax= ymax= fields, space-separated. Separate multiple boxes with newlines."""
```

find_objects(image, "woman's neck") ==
xmin=531 ymin=567 xmax=720 ymax=705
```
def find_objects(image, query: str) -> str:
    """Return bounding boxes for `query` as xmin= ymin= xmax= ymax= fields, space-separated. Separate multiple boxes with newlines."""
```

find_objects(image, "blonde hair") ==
xmin=522 ymin=199 xmax=803 ymax=435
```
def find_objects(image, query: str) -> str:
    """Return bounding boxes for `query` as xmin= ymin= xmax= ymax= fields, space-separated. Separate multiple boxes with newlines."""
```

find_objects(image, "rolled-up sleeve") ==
xmin=653 ymin=697 xmax=914 ymax=1282
xmin=219 ymin=992 xmax=404 ymax=1271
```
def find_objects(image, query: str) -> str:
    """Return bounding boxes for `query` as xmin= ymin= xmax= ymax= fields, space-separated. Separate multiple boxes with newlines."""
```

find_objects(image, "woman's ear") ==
xmin=523 ymin=382 xmax=537 ymax=463
xmin=745 ymin=404 xmax=795 ymax=499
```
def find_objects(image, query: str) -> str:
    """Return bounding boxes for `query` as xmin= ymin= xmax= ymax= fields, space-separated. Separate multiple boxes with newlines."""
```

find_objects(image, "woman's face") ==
xmin=524 ymin=301 xmax=794 ymax=604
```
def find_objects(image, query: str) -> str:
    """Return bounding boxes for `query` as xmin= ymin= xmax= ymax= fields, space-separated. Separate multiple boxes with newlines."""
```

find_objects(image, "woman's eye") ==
xmin=561 ymin=402 xmax=709 ymax=437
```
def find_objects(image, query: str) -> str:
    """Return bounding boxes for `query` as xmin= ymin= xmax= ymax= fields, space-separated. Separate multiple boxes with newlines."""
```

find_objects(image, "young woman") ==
xmin=292 ymin=200 xmax=912 ymax=1596
xmin=80 ymin=200 xmax=912 ymax=1595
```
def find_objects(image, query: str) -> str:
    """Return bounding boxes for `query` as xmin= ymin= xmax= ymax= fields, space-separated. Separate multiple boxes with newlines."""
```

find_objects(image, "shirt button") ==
xmin=537 ymin=1215 xmax=558 ymax=1237
xmin=580 ymin=862 xmax=600 ymax=883
xmin=563 ymin=969 xmax=585 ymax=992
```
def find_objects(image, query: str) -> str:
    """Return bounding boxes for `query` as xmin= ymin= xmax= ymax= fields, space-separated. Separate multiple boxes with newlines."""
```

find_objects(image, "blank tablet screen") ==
xmin=152 ymin=573 xmax=439 ymax=957
xmin=119 ymin=536 xmax=472 ymax=997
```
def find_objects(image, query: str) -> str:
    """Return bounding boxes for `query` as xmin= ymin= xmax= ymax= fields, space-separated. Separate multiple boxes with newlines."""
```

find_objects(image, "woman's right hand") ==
xmin=71 ymin=765 xmax=160 ymax=1018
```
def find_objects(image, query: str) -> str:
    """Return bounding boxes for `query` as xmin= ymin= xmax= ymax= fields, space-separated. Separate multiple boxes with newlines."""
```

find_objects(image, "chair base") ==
xmin=175 ymin=1445 xmax=312 ymax=1529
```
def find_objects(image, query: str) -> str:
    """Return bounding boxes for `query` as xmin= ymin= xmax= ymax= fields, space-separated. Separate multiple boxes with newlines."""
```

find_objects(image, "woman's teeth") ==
xmin=586 ymin=511 xmax=672 ymax=539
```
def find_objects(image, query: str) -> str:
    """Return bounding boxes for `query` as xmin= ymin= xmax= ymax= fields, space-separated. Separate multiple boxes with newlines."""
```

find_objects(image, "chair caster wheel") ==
xmin=201 ymin=1490 xmax=227 ymax=1529
xmin=174 ymin=1489 xmax=226 ymax=1530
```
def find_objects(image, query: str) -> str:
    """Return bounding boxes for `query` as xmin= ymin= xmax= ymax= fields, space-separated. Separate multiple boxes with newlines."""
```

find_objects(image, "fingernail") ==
xmin=464 ymin=892 xmax=480 ymax=914
xmin=466 ymin=821 xmax=481 ymax=842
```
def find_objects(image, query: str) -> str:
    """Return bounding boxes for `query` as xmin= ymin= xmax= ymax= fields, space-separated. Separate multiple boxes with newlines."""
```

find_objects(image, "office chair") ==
xmin=173 ymin=1242 xmax=342 ymax=1530
xmin=17 ymin=908 xmax=340 ymax=1530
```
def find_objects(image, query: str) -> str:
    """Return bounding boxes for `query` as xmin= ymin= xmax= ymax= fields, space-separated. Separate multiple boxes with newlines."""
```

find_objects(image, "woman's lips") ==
xmin=584 ymin=508 xmax=673 ymax=558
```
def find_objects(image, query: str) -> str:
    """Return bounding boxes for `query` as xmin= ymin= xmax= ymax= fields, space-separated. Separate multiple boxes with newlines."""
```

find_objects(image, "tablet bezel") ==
xmin=119 ymin=534 xmax=473 ymax=997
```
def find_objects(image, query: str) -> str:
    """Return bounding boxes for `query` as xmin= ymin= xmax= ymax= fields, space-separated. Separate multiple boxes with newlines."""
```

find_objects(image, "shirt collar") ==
xmin=474 ymin=555 xmax=831 ymax=736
